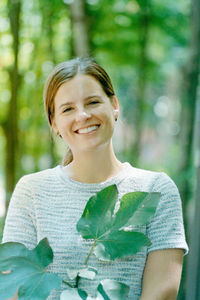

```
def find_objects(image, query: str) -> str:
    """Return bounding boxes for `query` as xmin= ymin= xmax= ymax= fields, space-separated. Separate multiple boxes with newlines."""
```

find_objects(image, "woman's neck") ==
xmin=63 ymin=143 xmax=123 ymax=183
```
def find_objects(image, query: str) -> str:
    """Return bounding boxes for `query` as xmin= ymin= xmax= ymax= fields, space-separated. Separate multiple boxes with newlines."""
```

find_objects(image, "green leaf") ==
xmin=113 ymin=192 xmax=161 ymax=229
xmin=96 ymin=279 xmax=129 ymax=300
xmin=77 ymin=185 xmax=160 ymax=261
xmin=66 ymin=266 xmax=97 ymax=281
xmin=28 ymin=238 xmax=55 ymax=267
xmin=94 ymin=231 xmax=151 ymax=260
xmin=60 ymin=288 xmax=88 ymax=300
xmin=0 ymin=238 xmax=62 ymax=300
xmin=0 ymin=242 xmax=29 ymax=262
xmin=66 ymin=268 xmax=79 ymax=280
xmin=77 ymin=185 xmax=118 ymax=239
xmin=78 ymin=266 xmax=97 ymax=280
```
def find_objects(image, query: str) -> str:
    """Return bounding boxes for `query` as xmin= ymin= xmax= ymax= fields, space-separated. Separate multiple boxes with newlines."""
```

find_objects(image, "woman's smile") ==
xmin=75 ymin=124 xmax=100 ymax=134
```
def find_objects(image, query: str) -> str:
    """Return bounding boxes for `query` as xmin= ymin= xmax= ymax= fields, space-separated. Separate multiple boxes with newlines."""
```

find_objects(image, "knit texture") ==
xmin=2 ymin=162 xmax=188 ymax=300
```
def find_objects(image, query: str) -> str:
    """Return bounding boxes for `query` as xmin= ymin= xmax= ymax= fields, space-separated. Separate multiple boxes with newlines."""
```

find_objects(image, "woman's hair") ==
xmin=43 ymin=57 xmax=116 ymax=166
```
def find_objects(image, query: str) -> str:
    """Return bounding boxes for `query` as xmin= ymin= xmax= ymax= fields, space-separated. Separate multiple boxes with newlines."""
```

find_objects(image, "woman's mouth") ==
xmin=75 ymin=124 xmax=100 ymax=134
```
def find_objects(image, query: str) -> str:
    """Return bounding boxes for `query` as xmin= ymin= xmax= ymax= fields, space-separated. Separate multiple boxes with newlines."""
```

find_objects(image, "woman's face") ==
xmin=52 ymin=74 xmax=119 ymax=154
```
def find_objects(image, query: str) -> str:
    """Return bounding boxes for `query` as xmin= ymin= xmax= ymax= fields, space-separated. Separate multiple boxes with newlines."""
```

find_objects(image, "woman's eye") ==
xmin=63 ymin=107 xmax=72 ymax=112
xmin=89 ymin=101 xmax=99 ymax=105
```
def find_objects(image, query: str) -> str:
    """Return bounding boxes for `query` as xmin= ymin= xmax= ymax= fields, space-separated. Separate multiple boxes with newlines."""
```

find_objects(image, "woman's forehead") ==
xmin=54 ymin=74 xmax=105 ymax=104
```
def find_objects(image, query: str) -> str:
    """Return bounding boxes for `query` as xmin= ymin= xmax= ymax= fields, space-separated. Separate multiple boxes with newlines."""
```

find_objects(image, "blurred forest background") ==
xmin=0 ymin=0 xmax=200 ymax=299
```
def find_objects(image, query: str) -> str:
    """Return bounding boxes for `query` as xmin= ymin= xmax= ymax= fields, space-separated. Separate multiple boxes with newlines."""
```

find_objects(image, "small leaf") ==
xmin=60 ymin=288 xmax=88 ymax=300
xmin=112 ymin=192 xmax=161 ymax=230
xmin=77 ymin=185 xmax=118 ymax=239
xmin=66 ymin=268 xmax=79 ymax=280
xmin=0 ymin=238 xmax=62 ymax=300
xmin=66 ymin=267 xmax=97 ymax=281
xmin=94 ymin=231 xmax=151 ymax=260
xmin=96 ymin=279 xmax=129 ymax=300
xmin=79 ymin=267 xmax=97 ymax=280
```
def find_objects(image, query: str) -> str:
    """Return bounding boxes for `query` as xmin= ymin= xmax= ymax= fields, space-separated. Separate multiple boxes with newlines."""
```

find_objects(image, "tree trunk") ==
xmin=132 ymin=0 xmax=150 ymax=166
xmin=69 ymin=0 xmax=90 ymax=57
xmin=185 ymin=86 xmax=200 ymax=299
xmin=178 ymin=0 xmax=200 ymax=210
xmin=5 ymin=0 xmax=21 ymax=209
xmin=180 ymin=0 xmax=200 ymax=298
xmin=41 ymin=2 xmax=57 ymax=167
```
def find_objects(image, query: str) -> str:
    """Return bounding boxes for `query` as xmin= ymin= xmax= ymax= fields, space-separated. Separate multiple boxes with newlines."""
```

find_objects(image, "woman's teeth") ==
xmin=78 ymin=125 xmax=99 ymax=134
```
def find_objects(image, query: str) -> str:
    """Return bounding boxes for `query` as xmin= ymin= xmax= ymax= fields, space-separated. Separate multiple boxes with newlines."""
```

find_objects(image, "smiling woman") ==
xmin=44 ymin=58 xmax=121 ymax=183
xmin=2 ymin=57 xmax=188 ymax=300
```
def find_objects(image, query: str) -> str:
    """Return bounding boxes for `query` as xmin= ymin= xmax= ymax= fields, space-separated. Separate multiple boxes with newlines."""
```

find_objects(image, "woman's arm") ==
xmin=9 ymin=292 xmax=18 ymax=300
xmin=139 ymin=248 xmax=184 ymax=300
xmin=1 ymin=272 xmax=18 ymax=299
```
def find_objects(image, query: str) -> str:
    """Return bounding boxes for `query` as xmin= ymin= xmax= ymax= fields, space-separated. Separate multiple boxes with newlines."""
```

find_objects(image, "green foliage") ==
xmin=60 ymin=288 xmax=88 ymax=300
xmin=96 ymin=279 xmax=129 ymax=300
xmin=0 ymin=238 xmax=62 ymax=300
xmin=77 ymin=185 xmax=160 ymax=261
xmin=0 ymin=0 xmax=191 ymax=200
xmin=94 ymin=230 xmax=150 ymax=261
xmin=60 ymin=279 xmax=129 ymax=300
xmin=117 ymin=191 xmax=161 ymax=227
xmin=0 ymin=185 xmax=161 ymax=299
xmin=77 ymin=185 xmax=118 ymax=240
xmin=66 ymin=266 xmax=97 ymax=281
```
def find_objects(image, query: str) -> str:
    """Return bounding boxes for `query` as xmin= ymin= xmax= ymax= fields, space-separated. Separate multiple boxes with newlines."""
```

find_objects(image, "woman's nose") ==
xmin=75 ymin=108 xmax=91 ymax=121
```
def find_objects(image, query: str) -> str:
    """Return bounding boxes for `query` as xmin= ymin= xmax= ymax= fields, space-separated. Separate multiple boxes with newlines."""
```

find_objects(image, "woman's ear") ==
xmin=51 ymin=120 xmax=58 ymax=135
xmin=112 ymin=96 xmax=119 ymax=120
xmin=52 ymin=122 xmax=62 ymax=137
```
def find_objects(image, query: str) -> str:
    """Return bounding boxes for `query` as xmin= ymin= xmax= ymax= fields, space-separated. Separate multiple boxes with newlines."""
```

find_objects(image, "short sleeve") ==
xmin=2 ymin=176 xmax=37 ymax=250
xmin=146 ymin=172 xmax=189 ymax=255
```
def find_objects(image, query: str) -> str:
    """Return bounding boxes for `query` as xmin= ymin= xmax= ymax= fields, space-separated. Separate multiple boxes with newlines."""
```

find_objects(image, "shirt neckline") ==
xmin=56 ymin=162 xmax=131 ymax=190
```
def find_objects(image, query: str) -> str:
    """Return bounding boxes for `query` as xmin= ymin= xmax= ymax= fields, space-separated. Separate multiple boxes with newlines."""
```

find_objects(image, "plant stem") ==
xmin=65 ymin=241 xmax=97 ymax=289
xmin=62 ymin=280 xmax=74 ymax=288
xmin=75 ymin=274 xmax=80 ymax=288
xmin=84 ymin=240 xmax=97 ymax=265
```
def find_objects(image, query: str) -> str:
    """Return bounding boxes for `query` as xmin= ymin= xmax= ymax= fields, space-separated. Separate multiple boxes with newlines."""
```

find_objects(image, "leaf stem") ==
xmin=84 ymin=240 xmax=97 ymax=265
xmin=62 ymin=280 xmax=74 ymax=288
xmin=75 ymin=274 xmax=80 ymax=288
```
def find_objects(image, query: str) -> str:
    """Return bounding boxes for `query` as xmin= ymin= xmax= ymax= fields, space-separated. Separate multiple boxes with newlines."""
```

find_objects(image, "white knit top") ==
xmin=2 ymin=162 xmax=188 ymax=300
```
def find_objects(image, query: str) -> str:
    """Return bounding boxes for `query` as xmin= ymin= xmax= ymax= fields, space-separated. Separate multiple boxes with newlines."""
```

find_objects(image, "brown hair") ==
xmin=43 ymin=57 xmax=115 ymax=166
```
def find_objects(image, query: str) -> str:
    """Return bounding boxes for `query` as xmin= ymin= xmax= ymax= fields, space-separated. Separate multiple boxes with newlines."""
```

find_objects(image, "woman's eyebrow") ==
xmin=59 ymin=102 xmax=74 ymax=109
xmin=84 ymin=95 xmax=101 ymax=101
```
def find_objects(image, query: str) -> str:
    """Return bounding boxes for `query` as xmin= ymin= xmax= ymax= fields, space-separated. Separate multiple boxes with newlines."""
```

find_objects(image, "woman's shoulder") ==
xmin=124 ymin=163 xmax=177 ymax=192
xmin=125 ymin=162 xmax=160 ymax=182
xmin=16 ymin=165 xmax=60 ymax=188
